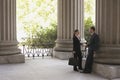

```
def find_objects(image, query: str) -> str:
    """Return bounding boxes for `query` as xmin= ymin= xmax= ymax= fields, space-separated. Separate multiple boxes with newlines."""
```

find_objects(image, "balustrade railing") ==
xmin=19 ymin=44 xmax=88 ymax=59
xmin=19 ymin=43 xmax=53 ymax=59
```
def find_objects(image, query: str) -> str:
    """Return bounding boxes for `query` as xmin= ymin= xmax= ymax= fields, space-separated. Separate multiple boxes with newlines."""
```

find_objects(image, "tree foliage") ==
xmin=84 ymin=17 xmax=94 ymax=42
xmin=84 ymin=0 xmax=95 ymax=23
xmin=84 ymin=0 xmax=95 ymax=41
xmin=17 ymin=0 xmax=57 ymax=47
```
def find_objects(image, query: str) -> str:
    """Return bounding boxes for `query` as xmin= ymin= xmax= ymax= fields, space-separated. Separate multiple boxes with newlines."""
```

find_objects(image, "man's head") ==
xmin=89 ymin=26 xmax=95 ymax=34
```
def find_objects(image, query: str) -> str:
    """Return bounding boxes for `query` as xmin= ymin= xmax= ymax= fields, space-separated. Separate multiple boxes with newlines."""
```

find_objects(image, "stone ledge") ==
xmin=0 ymin=54 xmax=25 ymax=64
xmin=93 ymin=63 xmax=120 ymax=79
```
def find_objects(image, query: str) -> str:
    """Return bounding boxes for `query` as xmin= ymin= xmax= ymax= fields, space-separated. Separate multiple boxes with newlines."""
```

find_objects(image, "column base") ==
xmin=93 ymin=63 xmax=120 ymax=79
xmin=95 ymin=46 xmax=120 ymax=64
xmin=0 ymin=54 xmax=25 ymax=64
xmin=53 ymin=51 xmax=73 ymax=60
xmin=53 ymin=39 xmax=73 ymax=59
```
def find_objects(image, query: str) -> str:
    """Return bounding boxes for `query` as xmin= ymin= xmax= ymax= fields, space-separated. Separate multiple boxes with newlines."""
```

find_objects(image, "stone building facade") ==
xmin=0 ymin=0 xmax=119 ymax=79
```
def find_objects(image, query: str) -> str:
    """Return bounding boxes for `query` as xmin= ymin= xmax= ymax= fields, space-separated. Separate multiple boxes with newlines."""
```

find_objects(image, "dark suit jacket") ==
xmin=73 ymin=35 xmax=81 ymax=53
xmin=87 ymin=33 xmax=100 ymax=51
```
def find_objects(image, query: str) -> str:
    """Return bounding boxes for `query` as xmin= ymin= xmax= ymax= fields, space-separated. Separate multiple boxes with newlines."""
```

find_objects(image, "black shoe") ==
xmin=78 ymin=68 xmax=83 ymax=70
xmin=80 ymin=70 xmax=91 ymax=73
xmin=74 ymin=69 xmax=78 ymax=72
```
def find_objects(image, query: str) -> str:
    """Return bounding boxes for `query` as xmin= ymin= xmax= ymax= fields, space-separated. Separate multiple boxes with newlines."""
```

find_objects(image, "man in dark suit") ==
xmin=82 ymin=26 xmax=99 ymax=73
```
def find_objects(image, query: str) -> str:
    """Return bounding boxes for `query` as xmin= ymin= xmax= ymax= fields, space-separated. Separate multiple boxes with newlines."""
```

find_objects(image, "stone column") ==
xmin=0 ymin=0 xmax=25 ymax=64
xmin=94 ymin=0 xmax=120 ymax=79
xmin=53 ymin=0 xmax=84 ymax=59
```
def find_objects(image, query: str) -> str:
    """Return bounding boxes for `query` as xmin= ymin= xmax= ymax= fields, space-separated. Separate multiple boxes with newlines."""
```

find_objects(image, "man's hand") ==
xmin=82 ymin=43 xmax=87 ymax=48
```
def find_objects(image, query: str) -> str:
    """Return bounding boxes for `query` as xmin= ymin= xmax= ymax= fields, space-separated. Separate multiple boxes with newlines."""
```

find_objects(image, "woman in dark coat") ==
xmin=73 ymin=29 xmax=83 ymax=71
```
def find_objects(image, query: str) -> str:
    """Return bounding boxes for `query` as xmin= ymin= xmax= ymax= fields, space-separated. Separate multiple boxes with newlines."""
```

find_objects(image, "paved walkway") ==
xmin=0 ymin=57 xmax=119 ymax=80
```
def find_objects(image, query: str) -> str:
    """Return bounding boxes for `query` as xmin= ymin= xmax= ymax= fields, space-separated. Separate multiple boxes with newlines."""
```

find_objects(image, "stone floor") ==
xmin=0 ymin=57 xmax=119 ymax=80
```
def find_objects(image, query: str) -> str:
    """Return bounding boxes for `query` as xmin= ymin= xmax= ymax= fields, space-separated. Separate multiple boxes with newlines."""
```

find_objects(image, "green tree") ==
xmin=17 ymin=0 xmax=57 ymax=47
xmin=84 ymin=0 xmax=95 ymax=23
xmin=84 ymin=0 xmax=95 ymax=41
xmin=84 ymin=17 xmax=94 ymax=42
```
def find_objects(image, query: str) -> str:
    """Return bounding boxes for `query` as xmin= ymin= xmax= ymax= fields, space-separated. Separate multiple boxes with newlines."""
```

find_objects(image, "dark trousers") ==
xmin=84 ymin=48 xmax=94 ymax=72
xmin=73 ymin=52 xmax=82 ymax=70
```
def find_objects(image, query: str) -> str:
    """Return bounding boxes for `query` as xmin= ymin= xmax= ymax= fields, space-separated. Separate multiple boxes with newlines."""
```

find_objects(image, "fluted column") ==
xmin=0 ymin=0 xmax=25 ymax=63
xmin=93 ymin=0 xmax=120 ymax=79
xmin=53 ymin=0 xmax=84 ymax=59
xmin=95 ymin=0 xmax=120 ymax=64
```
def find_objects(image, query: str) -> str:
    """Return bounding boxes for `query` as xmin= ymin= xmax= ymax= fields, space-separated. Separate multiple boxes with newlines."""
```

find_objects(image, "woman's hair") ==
xmin=73 ymin=29 xmax=79 ymax=36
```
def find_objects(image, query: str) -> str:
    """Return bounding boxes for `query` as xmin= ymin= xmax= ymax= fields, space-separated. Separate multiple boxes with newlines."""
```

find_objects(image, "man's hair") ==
xmin=90 ymin=26 xmax=95 ymax=31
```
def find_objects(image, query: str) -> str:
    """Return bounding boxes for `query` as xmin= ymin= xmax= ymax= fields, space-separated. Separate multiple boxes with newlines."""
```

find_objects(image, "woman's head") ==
xmin=74 ymin=29 xmax=79 ymax=36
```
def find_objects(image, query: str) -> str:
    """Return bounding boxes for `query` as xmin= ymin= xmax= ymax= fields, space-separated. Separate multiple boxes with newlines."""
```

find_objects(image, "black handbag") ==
xmin=68 ymin=57 xmax=79 ymax=66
